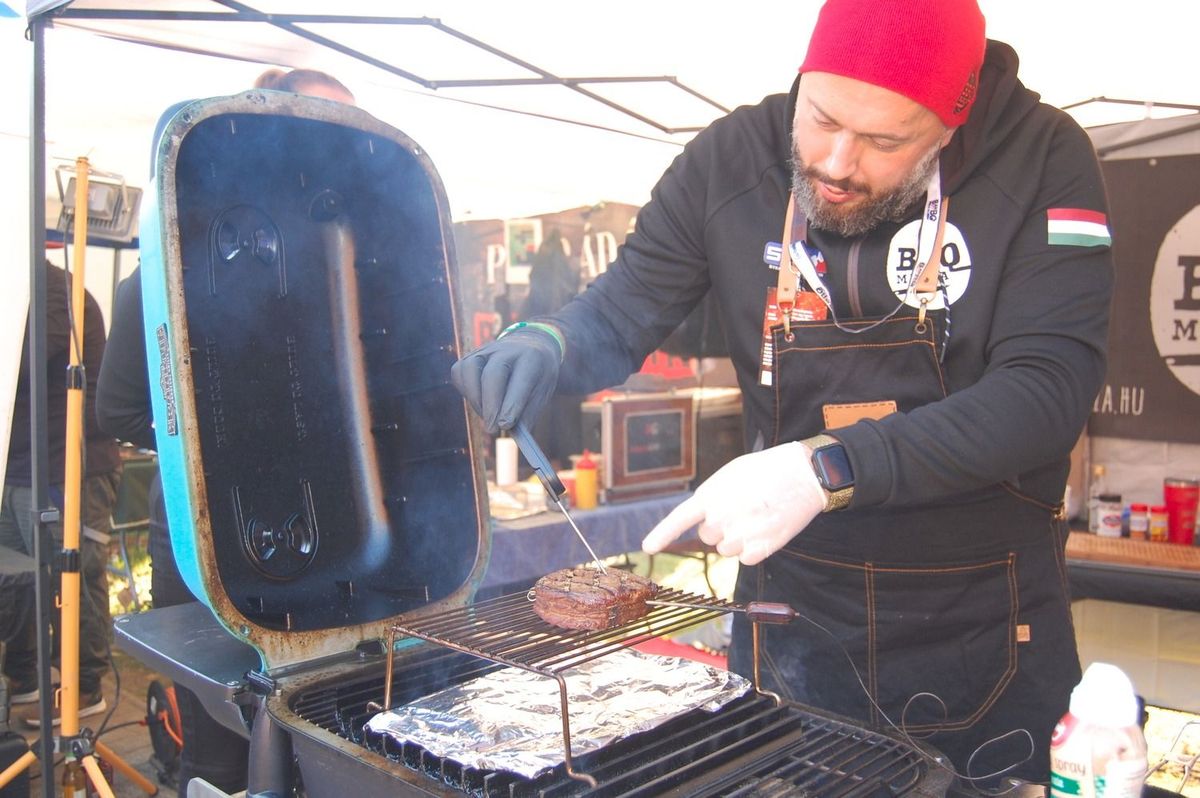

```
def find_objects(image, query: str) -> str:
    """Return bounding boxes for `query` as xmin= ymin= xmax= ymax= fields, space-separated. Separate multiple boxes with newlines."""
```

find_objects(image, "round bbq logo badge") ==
xmin=1151 ymin=204 xmax=1200 ymax=396
xmin=885 ymin=219 xmax=972 ymax=308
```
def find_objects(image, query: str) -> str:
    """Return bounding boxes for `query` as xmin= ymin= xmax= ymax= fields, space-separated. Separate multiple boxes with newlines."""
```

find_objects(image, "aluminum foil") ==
xmin=365 ymin=648 xmax=750 ymax=778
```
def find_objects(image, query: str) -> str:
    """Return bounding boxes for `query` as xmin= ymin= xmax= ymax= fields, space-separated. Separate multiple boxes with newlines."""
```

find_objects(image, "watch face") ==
xmin=814 ymin=444 xmax=854 ymax=491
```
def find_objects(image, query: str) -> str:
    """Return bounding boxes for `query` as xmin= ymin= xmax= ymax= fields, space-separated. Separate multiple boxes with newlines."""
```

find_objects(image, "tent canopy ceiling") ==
xmin=31 ymin=1 xmax=735 ymax=136
xmin=22 ymin=0 xmax=1200 ymax=220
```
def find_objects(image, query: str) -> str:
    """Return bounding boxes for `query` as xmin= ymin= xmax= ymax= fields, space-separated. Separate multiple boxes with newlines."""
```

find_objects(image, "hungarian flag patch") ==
xmin=1047 ymin=208 xmax=1111 ymax=247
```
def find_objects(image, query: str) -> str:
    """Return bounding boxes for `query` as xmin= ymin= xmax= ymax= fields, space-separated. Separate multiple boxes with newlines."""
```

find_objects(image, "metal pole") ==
xmin=60 ymin=155 xmax=91 ymax=742
xmin=28 ymin=13 xmax=57 ymax=796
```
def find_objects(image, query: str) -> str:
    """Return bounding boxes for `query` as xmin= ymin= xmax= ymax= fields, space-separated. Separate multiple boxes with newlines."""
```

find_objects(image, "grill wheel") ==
xmin=145 ymin=679 xmax=182 ymax=786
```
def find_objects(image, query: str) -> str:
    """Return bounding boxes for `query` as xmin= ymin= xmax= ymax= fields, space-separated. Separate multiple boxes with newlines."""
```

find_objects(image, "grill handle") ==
xmin=512 ymin=420 xmax=607 ymax=573
xmin=646 ymin=599 xmax=797 ymax=624
xmin=512 ymin=420 xmax=566 ymax=500
xmin=744 ymin=601 xmax=798 ymax=624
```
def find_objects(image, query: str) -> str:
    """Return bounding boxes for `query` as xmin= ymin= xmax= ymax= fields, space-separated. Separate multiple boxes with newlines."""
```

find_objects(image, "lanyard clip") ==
xmin=915 ymin=294 xmax=931 ymax=335
xmin=779 ymin=302 xmax=794 ymax=341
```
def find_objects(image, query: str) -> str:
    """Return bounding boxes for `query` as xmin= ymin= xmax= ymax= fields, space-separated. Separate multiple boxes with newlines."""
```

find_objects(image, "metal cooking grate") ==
xmin=380 ymin=587 xmax=738 ymax=785
xmin=389 ymin=587 xmax=734 ymax=674
xmin=291 ymin=654 xmax=932 ymax=797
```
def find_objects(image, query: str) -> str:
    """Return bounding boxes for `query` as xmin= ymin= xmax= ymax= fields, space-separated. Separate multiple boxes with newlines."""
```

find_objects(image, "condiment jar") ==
xmin=1096 ymin=494 xmax=1123 ymax=538
xmin=1128 ymin=503 xmax=1149 ymax=540
xmin=1149 ymin=505 xmax=1169 ymax=542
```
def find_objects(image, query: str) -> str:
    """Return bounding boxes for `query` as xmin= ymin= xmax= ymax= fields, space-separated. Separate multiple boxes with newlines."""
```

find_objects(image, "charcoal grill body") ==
xmin=119 ymin=92 xmax=960 ymax=798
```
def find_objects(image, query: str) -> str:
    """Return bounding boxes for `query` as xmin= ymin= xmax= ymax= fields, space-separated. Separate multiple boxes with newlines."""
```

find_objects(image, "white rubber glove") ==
xmin=641 ymin=441 xmax=828 ymax=566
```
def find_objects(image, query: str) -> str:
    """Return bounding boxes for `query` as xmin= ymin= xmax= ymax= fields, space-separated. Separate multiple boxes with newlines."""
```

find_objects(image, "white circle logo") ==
xmin=885 ymin=220 xmax=972 ymax=309
xmin=1150 ymin=204 xmax=1200 ymax=396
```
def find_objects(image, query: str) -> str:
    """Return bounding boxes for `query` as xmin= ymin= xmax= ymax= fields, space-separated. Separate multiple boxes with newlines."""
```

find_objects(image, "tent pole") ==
xmin=28 ymin=12 xmax=57 ymax=797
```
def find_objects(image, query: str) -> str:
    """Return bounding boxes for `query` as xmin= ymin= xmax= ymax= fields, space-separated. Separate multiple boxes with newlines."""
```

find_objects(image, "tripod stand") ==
xmin=0 ymin=158 xmax=157 ymax=798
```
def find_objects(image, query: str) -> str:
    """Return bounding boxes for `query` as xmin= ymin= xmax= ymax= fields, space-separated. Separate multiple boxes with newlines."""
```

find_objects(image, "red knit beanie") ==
xmin=799 ymin=0 xmax=986 ymax=128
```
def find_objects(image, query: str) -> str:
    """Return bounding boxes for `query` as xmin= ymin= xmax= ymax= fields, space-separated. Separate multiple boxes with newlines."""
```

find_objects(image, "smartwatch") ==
xmin=805 ymin=433 xmax=855 ymax=511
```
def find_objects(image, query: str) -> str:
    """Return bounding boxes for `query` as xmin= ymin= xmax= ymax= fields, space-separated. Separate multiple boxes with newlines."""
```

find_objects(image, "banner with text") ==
xmin=1089 ymin=153 xmax=1200 ymax=442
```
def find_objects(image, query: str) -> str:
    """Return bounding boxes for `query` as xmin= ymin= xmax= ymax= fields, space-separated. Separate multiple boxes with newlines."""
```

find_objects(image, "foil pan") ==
xmin=365 ymin=648 xmax=750 ymax=778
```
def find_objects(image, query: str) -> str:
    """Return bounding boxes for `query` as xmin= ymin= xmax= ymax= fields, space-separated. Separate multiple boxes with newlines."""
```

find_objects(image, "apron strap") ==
xmin=914 ymin=196 xmax=950 ymax=327
xmin=776 ymin=197 xmax=799 ymax=339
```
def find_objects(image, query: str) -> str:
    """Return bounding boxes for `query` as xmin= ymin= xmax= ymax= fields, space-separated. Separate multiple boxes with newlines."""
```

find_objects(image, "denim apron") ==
xmin=728 ymin=197 xmax=1081 ymax=784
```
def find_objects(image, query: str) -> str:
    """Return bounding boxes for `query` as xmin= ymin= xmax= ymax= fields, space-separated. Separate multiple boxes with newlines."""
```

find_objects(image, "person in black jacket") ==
xmin=2 ymin=259 xmax=122 ymax=725
xmin=452 ymin=0 xmax=1113 ymax=785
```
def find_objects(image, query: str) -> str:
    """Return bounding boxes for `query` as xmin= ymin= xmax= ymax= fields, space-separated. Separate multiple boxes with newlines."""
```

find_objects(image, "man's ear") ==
xmin=938 ymin=126 xmax=956 ymax=149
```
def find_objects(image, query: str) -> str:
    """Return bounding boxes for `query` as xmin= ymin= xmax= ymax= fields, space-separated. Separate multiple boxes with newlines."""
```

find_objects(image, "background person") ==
xmin=2 ymin=259 xmax=122 ymax=726
xmin=451 ymin=0 xmax=1114 ymax=784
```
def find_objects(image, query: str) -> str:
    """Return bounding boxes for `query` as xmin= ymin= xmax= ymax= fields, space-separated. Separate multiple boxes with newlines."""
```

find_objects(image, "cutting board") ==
xmin=1066 ymin=531 xmax=1200 ymax=572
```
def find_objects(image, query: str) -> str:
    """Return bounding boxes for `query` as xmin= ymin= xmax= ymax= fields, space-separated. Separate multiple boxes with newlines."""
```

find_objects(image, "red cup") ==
xmin=1164 ymin=477 xmax=1199 ymax=545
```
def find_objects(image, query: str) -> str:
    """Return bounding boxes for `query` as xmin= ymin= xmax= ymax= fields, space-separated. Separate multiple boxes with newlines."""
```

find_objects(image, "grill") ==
xmin=288 ymin=638 xmax=943 ymax=797
xmin=130 ymin=92 xmax=959 ymax=798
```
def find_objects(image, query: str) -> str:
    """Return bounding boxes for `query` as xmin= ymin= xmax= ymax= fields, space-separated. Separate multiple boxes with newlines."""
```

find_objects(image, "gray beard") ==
xmin=790 ymin=144 xmax=941 ymax=238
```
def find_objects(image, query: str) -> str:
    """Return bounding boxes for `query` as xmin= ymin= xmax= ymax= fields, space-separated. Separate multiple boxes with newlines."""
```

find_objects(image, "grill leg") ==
xmin=554 ymin=674 xmax=598 ymax=789
xmin=247 ymin=696 xmax=292 ymax=798
xmin=752 ymin=622 xmax=783 ymax=706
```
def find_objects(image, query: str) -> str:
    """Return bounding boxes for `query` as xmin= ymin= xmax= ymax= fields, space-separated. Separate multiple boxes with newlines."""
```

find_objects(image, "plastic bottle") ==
xmin=1087 ymin=465 xmax=1107 ymax=534
xmin=1049 ymin=662 xmax=1148 ymax=798
xmin=574 ymin=450 xmax=599 ymax=510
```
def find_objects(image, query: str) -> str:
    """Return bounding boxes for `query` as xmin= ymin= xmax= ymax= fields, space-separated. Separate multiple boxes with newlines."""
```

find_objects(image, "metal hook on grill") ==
xmin=367 ymin=626 xmax=399 ymax=714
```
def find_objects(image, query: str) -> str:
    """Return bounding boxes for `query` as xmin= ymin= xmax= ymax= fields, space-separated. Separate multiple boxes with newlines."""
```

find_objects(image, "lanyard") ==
xmin=776 ymin=166 xmax=948 ymax=338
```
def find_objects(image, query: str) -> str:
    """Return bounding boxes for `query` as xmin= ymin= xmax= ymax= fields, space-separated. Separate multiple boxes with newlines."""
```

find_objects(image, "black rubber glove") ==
xmin=450 ymin=327 xmax=562 ymax=434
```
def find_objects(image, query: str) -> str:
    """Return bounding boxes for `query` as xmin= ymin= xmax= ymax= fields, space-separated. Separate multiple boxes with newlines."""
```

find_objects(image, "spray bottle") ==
xmin=1049 ymin=662 xmax=1148 ymax=798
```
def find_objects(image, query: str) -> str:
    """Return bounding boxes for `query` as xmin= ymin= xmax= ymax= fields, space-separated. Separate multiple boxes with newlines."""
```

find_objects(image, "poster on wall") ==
xmin=504 ymin=218 xmax=542 ymax=282
xmin=1089 ymin=152 xmax=1200 ymax=442
xmin=452 ymin=202 xmax=637 ymax=350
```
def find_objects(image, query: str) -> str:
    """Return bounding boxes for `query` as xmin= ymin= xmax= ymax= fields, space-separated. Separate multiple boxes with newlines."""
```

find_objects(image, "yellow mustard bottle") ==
xmin=574 ymin=450 xmax=599 ymax=510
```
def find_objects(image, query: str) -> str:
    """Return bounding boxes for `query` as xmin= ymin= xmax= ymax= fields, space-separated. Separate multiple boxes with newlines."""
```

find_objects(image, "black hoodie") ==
xmin=544 ymin=41 xmax=1113 ymax=511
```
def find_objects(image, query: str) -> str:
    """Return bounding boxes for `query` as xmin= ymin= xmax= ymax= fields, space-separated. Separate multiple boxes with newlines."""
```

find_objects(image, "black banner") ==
xmin=1089 ymin=154 xmax=1200 ymax=442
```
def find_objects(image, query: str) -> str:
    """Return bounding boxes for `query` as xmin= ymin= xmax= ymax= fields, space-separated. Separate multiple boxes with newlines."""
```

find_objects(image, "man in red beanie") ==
xmin=453 ymin=0 xmax=1111 ymax=785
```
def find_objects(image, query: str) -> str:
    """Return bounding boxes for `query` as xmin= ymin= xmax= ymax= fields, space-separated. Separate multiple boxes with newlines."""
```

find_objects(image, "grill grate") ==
xmin=389 ymin=588 xmax=733 ymax=674
xmin=381 ymin=587 xmax=738 ymax=785
xmin=291 ymin=653 xmax=931 ymax=797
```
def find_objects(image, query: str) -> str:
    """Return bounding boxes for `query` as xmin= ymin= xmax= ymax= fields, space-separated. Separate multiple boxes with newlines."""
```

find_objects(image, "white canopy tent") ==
xmin=17 ymin=0 xmax=1200 ymax=223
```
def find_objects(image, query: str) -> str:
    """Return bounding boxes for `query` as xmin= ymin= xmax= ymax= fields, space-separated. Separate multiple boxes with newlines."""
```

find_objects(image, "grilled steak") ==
xmin=532 ymin=567 xmax=659 ymax=631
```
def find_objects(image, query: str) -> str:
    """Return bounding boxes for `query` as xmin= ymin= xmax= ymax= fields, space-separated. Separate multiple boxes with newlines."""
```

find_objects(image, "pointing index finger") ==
xmin=642 ymin=496 xmax=707 ymax=554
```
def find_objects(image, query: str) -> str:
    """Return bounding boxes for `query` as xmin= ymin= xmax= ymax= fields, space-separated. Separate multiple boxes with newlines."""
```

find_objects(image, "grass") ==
xmin=107 ymin=529 xmax=155 ymax=615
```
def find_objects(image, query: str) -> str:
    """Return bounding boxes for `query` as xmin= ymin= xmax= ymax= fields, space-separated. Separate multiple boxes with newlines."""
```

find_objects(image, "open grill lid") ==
xmin=140 ymin=90 xmax=490 ymax=672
